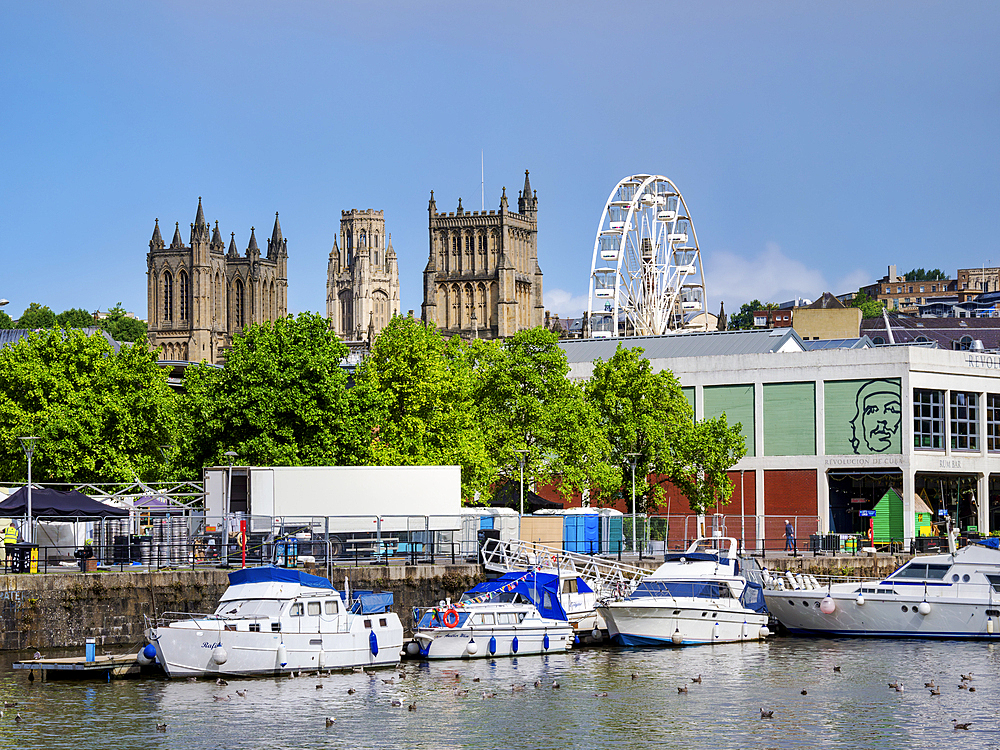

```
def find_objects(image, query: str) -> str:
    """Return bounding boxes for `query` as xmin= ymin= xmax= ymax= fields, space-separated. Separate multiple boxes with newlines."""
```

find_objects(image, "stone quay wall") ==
xmin=0 ymin=564 xmax=485 ymax=652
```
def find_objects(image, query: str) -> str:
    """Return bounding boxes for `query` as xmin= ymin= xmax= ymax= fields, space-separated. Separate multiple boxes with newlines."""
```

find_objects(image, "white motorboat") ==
xmin=763 ymin=534 xmax=1000 ymax=639
xmin=407 ymin=570 xmax=575 ymax=659
xmin=597 ymin=537 xmax=770 ymax=646
xmin=144 ymin=566 xmax=403 ymax=677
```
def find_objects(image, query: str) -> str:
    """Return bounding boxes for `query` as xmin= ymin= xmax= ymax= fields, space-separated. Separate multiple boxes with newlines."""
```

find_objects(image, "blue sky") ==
xmin=1 ymin=2 xmax=997 ymax=321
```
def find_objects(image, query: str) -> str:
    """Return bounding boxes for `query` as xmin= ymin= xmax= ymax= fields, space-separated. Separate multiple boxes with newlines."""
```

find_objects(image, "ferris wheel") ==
xmin=587 ymin=175 xmax=708 ymax=338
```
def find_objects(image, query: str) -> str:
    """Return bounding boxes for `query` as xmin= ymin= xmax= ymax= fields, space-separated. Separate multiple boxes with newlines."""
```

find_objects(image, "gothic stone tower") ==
xmin=146 ymin=198 xmax=288 ymax=363
xmin=421 ymin=171 xmax=543 ymax=339
xmin=326 ymin=209 xmax=400 ymax=340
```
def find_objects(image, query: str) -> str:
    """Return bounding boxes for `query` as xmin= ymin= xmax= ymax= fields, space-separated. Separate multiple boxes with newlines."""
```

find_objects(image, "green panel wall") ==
xmin=873 ymin=488 xmax=903 ymax=544
xmin=763 ymin=382 xmax=816 ymax=456
xmin=703 ymin=384 xmax=755 ymax=457
xmin=682 ymin=387 xmax=695 ymax=419
xmin=824 ymin=379 xmax=902 ymax=455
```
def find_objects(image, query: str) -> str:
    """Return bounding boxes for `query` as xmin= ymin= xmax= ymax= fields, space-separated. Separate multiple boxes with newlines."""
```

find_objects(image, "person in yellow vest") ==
xmin=4 ymin=522 xmax=19 ymax=566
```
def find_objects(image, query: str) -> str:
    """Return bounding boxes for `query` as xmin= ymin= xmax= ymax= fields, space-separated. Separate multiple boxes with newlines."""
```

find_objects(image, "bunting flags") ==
xmin=460 ymin=570 xmax=534 ymax=604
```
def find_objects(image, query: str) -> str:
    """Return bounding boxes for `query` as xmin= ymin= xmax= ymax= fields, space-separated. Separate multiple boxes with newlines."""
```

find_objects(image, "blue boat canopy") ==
xmin=351 ymin=592 xmax=395 ymax=614
xmin=228 ymin=566 xmax=335 ymax=590
xmin=974 ymin=537 xmax=1000 ymax=550
xmin=462 ymin=571 xmax=588 ymax=621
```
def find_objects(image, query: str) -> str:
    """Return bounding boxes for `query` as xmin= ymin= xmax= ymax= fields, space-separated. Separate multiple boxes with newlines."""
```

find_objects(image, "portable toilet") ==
xmin=873 ymin=488 xmax=904 ymax=545
xmin=535 ymin=509 xmax=599 ymax=554
xmin=913 ymin=493 xmax=934 ymax=537
xmin=598 ymin=509 xmax=624 ymax=553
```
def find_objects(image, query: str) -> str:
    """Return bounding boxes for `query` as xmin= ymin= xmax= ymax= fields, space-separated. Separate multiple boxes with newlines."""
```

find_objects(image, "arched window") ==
xmin=915 ymin=335 xmax=930 ymax=343
xmin=872 ymin=336 xmax=885 ymax=345
xmin=163 ymin=271 xmax=174 ymax=322
xmin=958 ymin=335 xmax=974 ymax=351
xmin=178 ymin=270 xmax=190 ymax=322
xmin=234 ymin=278 xmax=245 ymax=328
xmin=346 ymin=233 xmax=353 ymax=267
xmin=360 ymin=231 xmax=367 ymax=247
xmin=215 ymin=271 xmax=222 ymax=324
xmin=374 ymin=232 xmax=379 ymax=249
xmin=339 ymin=290 xmax=353 ymax=336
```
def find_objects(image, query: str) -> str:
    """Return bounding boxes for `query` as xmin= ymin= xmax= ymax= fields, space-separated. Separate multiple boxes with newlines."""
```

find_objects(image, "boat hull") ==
xmin=145 ymin=618 xmax=403 ymax=677
xmin=412 ymin=624 xmax=573 ymax=660
xmin=599 ymin=599 xmax=769 ymax=646
xmin=764 ymin=588 xmax=1000 ymax=639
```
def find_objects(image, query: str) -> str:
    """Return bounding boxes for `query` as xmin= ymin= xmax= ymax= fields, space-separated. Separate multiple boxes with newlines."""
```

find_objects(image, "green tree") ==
xmin=15 ymin=303 xmax=57 ymax=329
xmin=849 ymin=290 xmax=886 ymax=318
xmin=56 ymin=308 xmax=96 ymax=328
xmin=585 ymin=345 xmax=747 ymax=514
xmin=99 ymin=303 xmax=148 ymax=344
xmin=179 ymin=312 xmax=349 ymax=473
xmin=344 ymin=316 xmax=493 ymax=500
xmin=0 ymin=310 xmax=12 ymax=330
xmin=0 ymin=329 xmax=178 ymax=482
xmin=728 ymin=300 xmax=776 ymax=330
xmin=904 ymin=268 xmax=948 ymax=281
xmin=470 ymin=327 xmax=617 ymax=503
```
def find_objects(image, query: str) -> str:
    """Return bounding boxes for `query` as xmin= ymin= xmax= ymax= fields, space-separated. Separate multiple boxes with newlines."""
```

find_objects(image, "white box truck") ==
xmin=203 ymin=465 xmax=462 ymax=558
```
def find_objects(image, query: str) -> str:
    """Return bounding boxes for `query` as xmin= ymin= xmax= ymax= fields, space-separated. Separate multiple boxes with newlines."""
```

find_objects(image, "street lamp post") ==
xmin=18 ymin=437 xmax=40 ymax=545
xmin=626 ymin=453 xmax=639 ymax=557
xmin=223 ymin=451 xmax=238 ymax=566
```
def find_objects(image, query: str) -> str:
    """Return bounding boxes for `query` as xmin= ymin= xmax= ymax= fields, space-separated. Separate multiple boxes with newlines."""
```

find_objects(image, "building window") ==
xmin=920 ymin=286 xmax=924 ymax=293
xmin=956 ymin=335 xmax=974 ymax=351
xmin=872 ymin=336 xmax=886 ymax=345
xmin=163 ymin=272 xmax=173 ymax=322
xmin=931 ymin=285 xmax=936 ymax=292
xmin=178 ymin=270 xmax=190 ymax=322
xmin=987 ymin=394 xmax=1000 ymax=452
xmin=896 ymin=287 xmax=901 ymax=293
xmin=950 ymin=392 xmax=979 ymax=450
xmin=913 ymin=389 xmax=944 ymax=449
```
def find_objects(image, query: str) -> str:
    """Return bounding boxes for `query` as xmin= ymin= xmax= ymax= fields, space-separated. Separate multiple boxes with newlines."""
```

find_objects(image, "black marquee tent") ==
xmin=0 ymin=487 xmax=129 ymax=518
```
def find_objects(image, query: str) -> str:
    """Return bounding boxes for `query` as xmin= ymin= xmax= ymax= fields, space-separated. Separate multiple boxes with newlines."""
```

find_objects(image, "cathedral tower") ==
xmin=421 ymin=170 xmax=543 ymax=339
xmin=326 ymin=209 xmax=400 ymax=340
xmin=146 ymin=198 xmax=287 ymax=363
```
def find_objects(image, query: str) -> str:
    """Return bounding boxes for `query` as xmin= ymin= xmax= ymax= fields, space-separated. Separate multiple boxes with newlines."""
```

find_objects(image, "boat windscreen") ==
xmin=215 ymin=599 xmax=282 ymax=618
xmin=890 ymin=563 xmax=950 ymax=580
xmin=629 ymin=581 xmax=730 ymax=600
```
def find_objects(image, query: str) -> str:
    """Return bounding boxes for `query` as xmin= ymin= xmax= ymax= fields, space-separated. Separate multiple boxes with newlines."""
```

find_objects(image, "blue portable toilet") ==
xmin=560 ymin=510 xmax=599 ymax=554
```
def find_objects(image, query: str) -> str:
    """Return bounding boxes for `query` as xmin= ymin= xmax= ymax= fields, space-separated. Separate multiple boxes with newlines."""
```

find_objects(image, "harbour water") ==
xmin=1 ymin=638 xmax=997 ymax=749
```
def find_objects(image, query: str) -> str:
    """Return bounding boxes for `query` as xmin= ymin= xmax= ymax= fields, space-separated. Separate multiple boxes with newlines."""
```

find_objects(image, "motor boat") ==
xmin=597 ymin=536 xmax=770 ymax=646
xmin=527 ymin=556 xmax=606 ymax=638
xmin=407 ymin=570 xmax=575 ymax=659
xmin=763 ymin=533 xmax=1000 ymax=639
xmin=144 ymin=566 xmax=403 ymax=677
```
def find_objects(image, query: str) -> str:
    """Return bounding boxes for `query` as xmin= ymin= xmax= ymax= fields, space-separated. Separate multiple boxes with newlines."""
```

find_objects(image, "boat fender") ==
xmin=211 ymin=646 xmax=228 ymax=665
xmin=591 ymin=628 xmax=601 ymax=642
xmin=277 ymin=643 xmax=288 ymax=668
xmin=855 ymin=595 xmax=865 ymax=606
xmin=671 ymin=629 xmax=683 ymax=645
xmin=318 ymin=648 xmax=326 ymax=669
xmin=574 ymin=634 xmax=580 ymax=645
xmin=988 ymin=617 xmax=995 ymax=635
xmin=488 ymin=635 xmax=497 ymax=655
xmin=406 ymin=641 xmax=421 ymax=656
xmin=369 ymin=630 xmax=379 ymax=657
xmin=543 ymin=633 xmax=550 ymax=650
xmin=137 ymin=646 xmax=154 ymax=666
xmin=443 ymin=608 xmax=460 ymax=629
xmin=820 ymin=596 xmax=836 ymax=614
xmin=713 ymin=622 xmax=720 ymax=640
xmin=466 ymin=638 xmax=479 ymax=656
xmin=511 ymin=636 xmax=519 ymax=654
xmin=741 ymin=621 xmax=748 ymax=640
xmin=917 ymin=601 xmax=931 ymax=616
xmin=759 ymin=626 xmax=770 ymax=639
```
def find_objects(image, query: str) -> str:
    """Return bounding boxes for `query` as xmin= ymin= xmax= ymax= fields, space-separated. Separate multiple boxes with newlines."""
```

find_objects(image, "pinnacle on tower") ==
xmin=150 ymin=218 xmax=164 ymax=250
xmin=518 ymin=170 xmax=536 ymax=214
xmin=522 ymin=170 xmax=531 ymax=198
xmin=194 ymin=197 xmax=206 ymax=229
xmin=457 ymin=197 xmax=463 ymax=213
xmin=428 ymin=190 xmax=436 ymax=213
xmin=228 ymin=232 xmax=239 ymax=257
xmin=386 ymin=233 xmax=395 ymax=257
xmin=170 ymin=222 xmax=184 ymax=249
xmin=246 ymin=226 xmax=259 ymax=256
xmin=268 ymin=212 xmax=285 ymax=258
xmin=211 ymin=220 xmax=224 ymax=250
xmin=500 ymin=187 xmax=508 ymax=210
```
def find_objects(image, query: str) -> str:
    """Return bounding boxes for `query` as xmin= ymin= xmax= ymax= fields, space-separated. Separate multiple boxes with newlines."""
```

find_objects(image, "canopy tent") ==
xmin=462 ymin=570 xmax=591 ymax=621
xmin=0 ymin=487 xmax=129 ymax=518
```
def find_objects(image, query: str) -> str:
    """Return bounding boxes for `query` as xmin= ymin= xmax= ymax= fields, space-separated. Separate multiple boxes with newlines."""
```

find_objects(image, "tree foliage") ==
xmin=728 ymin=300 xmax=776 ymax=330
xmin=0 ymin=311 xmax=12 ymax=330
xmin=0 ymin=330 xmax=178 ymax=482
xmin=904 ymin=268 xmax=948 ymax=281
xmin=56 ymin=308 xmax=96 ymax=328
xmin=344 ymin=316 xmax=493 ymax=499
xmin=179 ymin=312 xmax=349 ymax=474
xmin=99 ymin=303 xmax=148 ymax=343
xmin=15 ymin=303 xmax=57 ymax=329
xmin=585 ymin=345 xmax=746 ymax=514
xmin=849 ymin=290 xmax=886 ymax=318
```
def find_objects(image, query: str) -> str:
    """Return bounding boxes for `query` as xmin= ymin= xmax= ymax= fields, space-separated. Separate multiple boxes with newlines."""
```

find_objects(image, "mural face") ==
xmin=850 ymin=382 xmax=902 ymax=453
xmin=825 ymin=378 xmax=902 ymax=456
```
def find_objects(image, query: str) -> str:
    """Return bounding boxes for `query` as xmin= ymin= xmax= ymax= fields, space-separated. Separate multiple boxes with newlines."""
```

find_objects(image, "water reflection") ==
xmin=0 ymin=640 xmax=997 ymax=749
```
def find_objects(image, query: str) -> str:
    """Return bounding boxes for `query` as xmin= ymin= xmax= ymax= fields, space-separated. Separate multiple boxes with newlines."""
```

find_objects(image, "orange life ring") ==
xmin=443 ymin=608 xmax=460 ymax=628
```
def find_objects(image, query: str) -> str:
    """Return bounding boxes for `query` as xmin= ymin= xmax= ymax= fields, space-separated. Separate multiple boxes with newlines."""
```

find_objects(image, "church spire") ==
xmin=428 ymin=190 xmax=437 ymax=214
xmin=518 ymin=170 xmax=537 ymax=216
xmin=246 ymin=226 xmax=260 ymax=257
xmin=170 ymin=221 xmax=185 ymax=249
xmin=386 ymin=233 xmax=395 ymax=257
xmin=267 ymin=212 xmax=285 ymax=258
xmin=210 ymin=220 xmax=224 ymax=252
xmin=194 ymin=197 xmax=206 ymax=229
xmin=500 ymin=186 xmax=508 ymax=211
xmin=228 ymin=232 xmax=239 ymax=257
xmin=522 ymin=170 xmax=531 ymax=198
xmin=150 ymin=218 xmax=164 ymax=250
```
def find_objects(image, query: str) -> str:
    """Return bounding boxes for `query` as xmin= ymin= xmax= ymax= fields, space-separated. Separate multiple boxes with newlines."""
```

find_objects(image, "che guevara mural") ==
xmin=824 ymin=379 xmax=902 ymax=455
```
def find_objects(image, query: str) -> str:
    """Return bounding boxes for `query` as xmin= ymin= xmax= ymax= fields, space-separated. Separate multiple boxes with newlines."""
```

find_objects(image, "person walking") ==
xmin=784 ymin=520 xmax=797 ymax=554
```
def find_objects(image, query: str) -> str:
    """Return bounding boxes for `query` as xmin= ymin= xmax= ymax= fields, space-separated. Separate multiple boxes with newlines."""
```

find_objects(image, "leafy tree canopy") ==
xmin=728 ymin=300 xmax=776 ymax=330
xmin=849 ymin=290 xmax=887 ymax=318
xmin=0 ymin=330 xmax=178 ymax=483
xmin=904 ymin=268 xmax=948 ymax=281
xmin=99 ymin=303 xmax=148 ymax=344
xmin=0 ymin=311 xmax=12 ymax=330
xmin=179 ymin=312 xmax=349 ymax=474
xmin=15 ymin=303 xmax=57 ymax=329
xmin=344 ymin=316 xmax=493 ymax=500
xmin=585 ymin=345 xmax=746 ymax=514
xmin=56 ymin=308 xmax=96 ymax=328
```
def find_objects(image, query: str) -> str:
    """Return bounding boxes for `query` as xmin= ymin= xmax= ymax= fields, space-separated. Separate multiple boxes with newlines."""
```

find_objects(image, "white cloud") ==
xmin=544 ymin=288 xmax=589 ymax=318
xmin=707 ymin=242 xmax=829 ymax=308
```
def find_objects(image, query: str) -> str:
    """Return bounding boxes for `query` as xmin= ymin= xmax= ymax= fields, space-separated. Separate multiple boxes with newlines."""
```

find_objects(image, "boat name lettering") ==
xmin=202 ymin=642 xmax=222 ymax=650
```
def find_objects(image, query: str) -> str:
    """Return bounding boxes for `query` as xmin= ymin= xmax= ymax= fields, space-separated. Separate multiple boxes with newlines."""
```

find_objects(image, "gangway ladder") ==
xmin=479 ymin=539 xmax=652 ymax=599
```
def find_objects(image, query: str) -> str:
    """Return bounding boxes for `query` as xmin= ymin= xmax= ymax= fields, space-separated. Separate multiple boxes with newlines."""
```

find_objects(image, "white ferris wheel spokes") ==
xmin=586 ymin=175 xmax=708 ymax=339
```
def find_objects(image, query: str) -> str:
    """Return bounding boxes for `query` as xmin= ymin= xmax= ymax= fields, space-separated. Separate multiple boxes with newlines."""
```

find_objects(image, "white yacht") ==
xmin=145 ymin=567 xmax=403 ymax=677
xmin=598 ymin=537 xmax=770 ymax=646
xmin=763 ymin=535 xmax=1000 ymax=638
xmin=407 ymin=570 xmax=574 ymax=659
